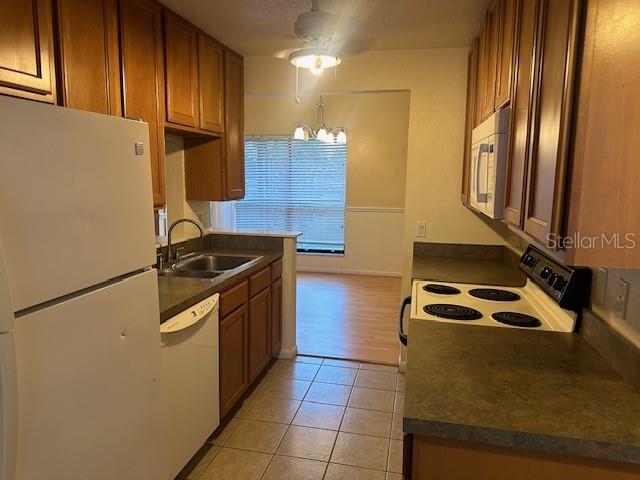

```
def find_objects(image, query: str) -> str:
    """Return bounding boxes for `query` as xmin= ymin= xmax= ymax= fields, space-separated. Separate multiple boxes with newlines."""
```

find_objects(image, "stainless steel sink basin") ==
xmin=158 ymin=253 xmax=261 ymax=278
xmin=177 ymin=254 xmax=258 ymax=272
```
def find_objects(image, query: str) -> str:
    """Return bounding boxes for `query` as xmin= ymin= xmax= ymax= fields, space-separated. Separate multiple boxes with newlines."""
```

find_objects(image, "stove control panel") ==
xmin=519 ymin=246 xmax=591 ymax=311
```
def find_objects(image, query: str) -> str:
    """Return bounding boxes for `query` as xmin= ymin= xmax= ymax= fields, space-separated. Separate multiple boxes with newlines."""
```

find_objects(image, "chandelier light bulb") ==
xmin=336 ymin=130 xmax=347 ymax=144
xmin=294 ymin=125 xmax=306 ymax=140
xmin=316 ymin=127 xmax=328 ymax=142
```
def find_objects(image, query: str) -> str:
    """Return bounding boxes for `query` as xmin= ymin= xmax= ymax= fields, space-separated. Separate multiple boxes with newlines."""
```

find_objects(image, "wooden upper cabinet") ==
xmin=198 ymin=34 xmax=225 ymax=134
xmin=475 ymin=29 xmax=488 ymax=127
xmin=565 ymin=0 xmax=640 ymax=268
xmin=523 ymin=0 xmax=580 ymax=246
xmin=223 ymin=49 xmax=245 ymax=199
xmin=481 ymin=6 xmax=500 ymax=120
xmin=164 ymin=11 xmax=199 ymax=128
xmin=504 ymin=0 xmax=538 ymax=227
xmin=0 ymin=0 xmax=56 ymax=102
xmin=56 ymin=0 xmax=121 ymax=115
xmin=119 ymin=0 xmax=166 ymax=207
xmin=462 ymin=39 xmax=479 ymax=204
xmin=494 ymin=0 xmax=517 ymax=108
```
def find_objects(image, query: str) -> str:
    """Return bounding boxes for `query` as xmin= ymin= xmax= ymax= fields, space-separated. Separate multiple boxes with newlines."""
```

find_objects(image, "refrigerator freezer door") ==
xmin=13 ymin=269 xmax=167 ymax=480
xmin=0 ymin=96 xmax=156 ymax=312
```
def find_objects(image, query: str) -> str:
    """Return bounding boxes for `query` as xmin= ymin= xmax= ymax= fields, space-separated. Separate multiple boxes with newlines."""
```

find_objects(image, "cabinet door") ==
xmin=523 ymin=0 xmax=580 ymax=245
xmin=164 ymin=11 xmax=199 ymax=128
xmin=271 ymin=277 xmax=282 ymax=357
xmin=119 ymin=0 xmax=166 ymax=208
xmin=198 ymin=34 xmax=225 ymax=133
xmin=504 ymin=0 xmax=539 ymax=227
xmin=462 ymin=39 xmax=479 ymax=205
xmin=223 ymin=50 xmax=245 ymax=199
xmin=494 ymin=0 xmax=517 ymax=108
xmin=219 ymin=304 xmax=248 ymax=418
xmin=474 ymin=30 xmax=487 ymax=127
xmin=248 ymin=287 xmax=271 ymax=383
xmin=0 ymin=0 xmax=56 ymax=102
xmin=481 ymin=6 xmax=500 ymax=120
xmin=56 ymin=0 xmax=121 ymax=115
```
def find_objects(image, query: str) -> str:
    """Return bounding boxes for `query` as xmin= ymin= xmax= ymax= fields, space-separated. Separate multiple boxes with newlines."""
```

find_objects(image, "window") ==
xmin=236 ymin=136 xmax=347 ymax=253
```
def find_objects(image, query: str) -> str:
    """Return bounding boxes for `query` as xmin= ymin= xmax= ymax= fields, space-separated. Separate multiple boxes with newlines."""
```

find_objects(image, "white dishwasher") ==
xmin=161 ymin=293 xmax=220 ymax=479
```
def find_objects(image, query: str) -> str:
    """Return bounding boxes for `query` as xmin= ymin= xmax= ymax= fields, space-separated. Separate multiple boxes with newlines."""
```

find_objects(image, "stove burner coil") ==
xmin=492 ymin=312 xmax=541 ymax=328
xmin=422 ymin=284 xmax=461 ymax=295
xmin=469 ymin=288 xmax=521 ymax=302
xmin=423 ymin=304 xmax=483 ymax=321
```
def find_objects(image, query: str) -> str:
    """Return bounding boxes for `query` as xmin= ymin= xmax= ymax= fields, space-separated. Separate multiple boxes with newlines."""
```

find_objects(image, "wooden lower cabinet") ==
xmin=218 ymin=304 xmax=248 ymax=418
xmin=248 ymin=287 xmax=272 ymax=383
xmin=409 ymin=435 xmax=640 ymax=480
xmin=271 ymin=277 xmax=282 ymax=356
xmin=218 ymin=260 xmax=283 ymax=418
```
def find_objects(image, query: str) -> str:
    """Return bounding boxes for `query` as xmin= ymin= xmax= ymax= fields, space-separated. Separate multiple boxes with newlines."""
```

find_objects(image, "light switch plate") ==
xmin=614 ymin=277 xmax=630 ymax=319
xmin=416 ymin=221 xmax=426 ymax=238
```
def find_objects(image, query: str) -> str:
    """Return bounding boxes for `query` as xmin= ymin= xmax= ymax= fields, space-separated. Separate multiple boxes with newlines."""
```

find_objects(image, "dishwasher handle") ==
xmin=399 ymin=296 xmax=411 ymax=347
xmin=160 ymin=293 xmax=219 ymax=334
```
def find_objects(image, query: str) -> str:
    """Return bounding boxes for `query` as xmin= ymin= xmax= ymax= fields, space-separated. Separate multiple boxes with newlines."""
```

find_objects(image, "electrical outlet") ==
xmin=594 ymin=267 xmax=608 ymax=304
xmin=416 ymin=221 xmax=426 ymax=238
xmin=614 ymin=277 xmax=630 ymax=319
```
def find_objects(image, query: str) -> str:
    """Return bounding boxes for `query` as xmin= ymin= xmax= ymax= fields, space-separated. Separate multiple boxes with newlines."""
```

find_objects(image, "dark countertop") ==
xmin=158 ymin=248 xmax=282 ymax=322
xmin=404 ymin=319 xmax=640 ymax=464
xmin=412 ymin=242 xmax=526 ymax=287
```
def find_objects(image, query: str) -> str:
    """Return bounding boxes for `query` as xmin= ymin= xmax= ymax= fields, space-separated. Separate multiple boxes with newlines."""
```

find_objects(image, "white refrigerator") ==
xmin=0 ymin=96 xmax=167 ymax=480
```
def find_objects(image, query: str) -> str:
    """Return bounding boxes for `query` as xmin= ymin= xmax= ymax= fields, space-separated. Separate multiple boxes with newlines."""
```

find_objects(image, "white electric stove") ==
xmin=400 ymin=245 xmax=591 ymax=345
xmin=411 ymin=279 xmax=576 ymax=332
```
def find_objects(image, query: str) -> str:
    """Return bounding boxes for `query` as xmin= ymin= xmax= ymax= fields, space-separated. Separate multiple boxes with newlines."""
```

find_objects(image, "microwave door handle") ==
xmin=475 ymin=144 xmax=490 ymax=203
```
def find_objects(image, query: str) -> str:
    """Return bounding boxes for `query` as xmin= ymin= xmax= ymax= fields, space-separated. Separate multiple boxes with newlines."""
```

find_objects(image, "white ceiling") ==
xmin=159 ymin=0 xmax=492 ymax=56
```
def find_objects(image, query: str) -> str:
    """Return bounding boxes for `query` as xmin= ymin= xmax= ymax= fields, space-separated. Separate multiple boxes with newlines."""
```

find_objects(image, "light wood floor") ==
xmin=296 ymin=272 xmax=402 ymax=365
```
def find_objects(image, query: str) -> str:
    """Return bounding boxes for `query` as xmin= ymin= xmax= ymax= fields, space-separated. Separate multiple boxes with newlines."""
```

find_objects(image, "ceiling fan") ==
xmin=273 ymin=0 xmax=373 ymax=75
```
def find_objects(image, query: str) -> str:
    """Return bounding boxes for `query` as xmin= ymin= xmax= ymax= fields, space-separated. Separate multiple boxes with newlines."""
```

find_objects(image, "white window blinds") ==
xmin=236 ymin=136 xmax=347 ymax=253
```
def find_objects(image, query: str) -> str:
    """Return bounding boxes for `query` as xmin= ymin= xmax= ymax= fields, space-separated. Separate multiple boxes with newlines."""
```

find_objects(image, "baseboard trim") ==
xmin=297 ymin=267 xmax=402 ymax=277
xmin=278 ymin=345 xmax=298 ymax=360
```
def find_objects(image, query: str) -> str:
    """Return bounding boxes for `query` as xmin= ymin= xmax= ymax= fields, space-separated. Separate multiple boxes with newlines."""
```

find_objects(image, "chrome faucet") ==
xmin=167 ymin=218 xmax=204 ymax=262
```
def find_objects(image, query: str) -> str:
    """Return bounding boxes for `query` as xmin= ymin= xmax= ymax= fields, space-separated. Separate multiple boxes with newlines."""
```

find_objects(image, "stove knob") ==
xmin=547 ymin=272 xmax=558 ymax=286
xmin=540 ymin=267 xmax=552 ymax=279
xmin=554 ymin=276 xmax=567 ymax=291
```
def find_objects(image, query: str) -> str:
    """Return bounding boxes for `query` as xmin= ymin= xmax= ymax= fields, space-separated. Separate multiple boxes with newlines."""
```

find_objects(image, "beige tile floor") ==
xmin=188 ymin=355 xmax=405 ymax=480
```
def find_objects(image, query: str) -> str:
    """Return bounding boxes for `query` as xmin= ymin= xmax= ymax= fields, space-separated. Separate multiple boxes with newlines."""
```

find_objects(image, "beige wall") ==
xmin=245 ymin=50 xmax=510 ymax=290
xmin=245 ymin=92 xmax=409 ymax=209
xmin=164 ymin=135 xmax=211 ymax=241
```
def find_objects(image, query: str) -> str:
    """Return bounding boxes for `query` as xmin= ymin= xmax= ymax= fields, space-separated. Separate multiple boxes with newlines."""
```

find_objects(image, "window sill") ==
xmin=297 ymin=251 xmax=345 ymax=257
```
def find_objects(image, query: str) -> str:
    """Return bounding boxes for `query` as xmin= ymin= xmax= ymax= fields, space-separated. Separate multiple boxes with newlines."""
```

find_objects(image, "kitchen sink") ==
xmin=158 ymin=253 xmax=261 ymax=278
xmin=177 ymin=254 xmax=258 ymax=272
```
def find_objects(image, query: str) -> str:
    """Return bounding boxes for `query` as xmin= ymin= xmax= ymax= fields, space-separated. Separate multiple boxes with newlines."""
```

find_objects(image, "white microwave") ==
xmin=470 ymin=107 xmax=510 ymax=219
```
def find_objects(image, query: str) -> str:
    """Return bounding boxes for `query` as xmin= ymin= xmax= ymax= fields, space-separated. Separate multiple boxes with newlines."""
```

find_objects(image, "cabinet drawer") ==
xmin=249 ymin=267 xmax=271 ymax=297
xmin=220 ymin=280 xmax=248 ymax=317
xmin=270 ymin=259 xmax=283 ymax=281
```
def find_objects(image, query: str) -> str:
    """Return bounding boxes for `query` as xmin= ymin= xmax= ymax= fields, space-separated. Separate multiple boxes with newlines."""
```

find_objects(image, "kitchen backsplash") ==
xmin=590 ymin=268 xmax=640 ymax=348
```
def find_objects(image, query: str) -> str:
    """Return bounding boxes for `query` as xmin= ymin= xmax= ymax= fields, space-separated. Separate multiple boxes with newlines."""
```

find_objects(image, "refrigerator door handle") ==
xmin=0 ymin=239 xmax=18 ymax=480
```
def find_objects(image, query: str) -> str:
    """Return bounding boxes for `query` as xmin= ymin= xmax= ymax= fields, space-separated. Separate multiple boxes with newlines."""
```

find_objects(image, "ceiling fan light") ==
xmin=289 ymin=49 xmax=341 ymax=73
